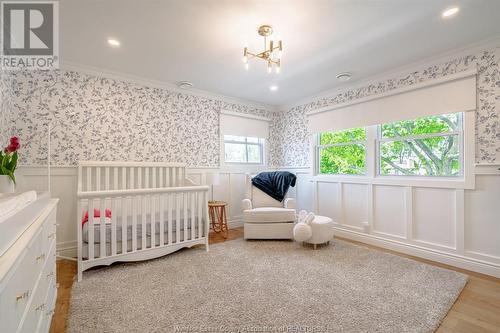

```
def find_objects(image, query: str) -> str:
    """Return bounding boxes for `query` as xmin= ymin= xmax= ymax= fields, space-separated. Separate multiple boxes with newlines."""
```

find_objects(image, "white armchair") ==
xmin=242 ymin=174 xmax=296 ymax=239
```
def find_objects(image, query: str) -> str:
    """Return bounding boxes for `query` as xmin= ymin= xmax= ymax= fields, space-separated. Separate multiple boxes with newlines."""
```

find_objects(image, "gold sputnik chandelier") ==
xmin=243 ymin=25 xmax=282 ymax=74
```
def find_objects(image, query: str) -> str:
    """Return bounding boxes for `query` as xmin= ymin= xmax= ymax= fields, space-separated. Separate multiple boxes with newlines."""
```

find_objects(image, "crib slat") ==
xmin=121 ymin=196 xmax=127 ymax=254
xmin=159 ymin=193 xmax=165 ymax=246
xmin=96 ymin=167 xmax=101 ymax=191
xmin=172 ymin=168 xmax=176 ymax=187
xmin=159 ymin=168 xmax=163 ymax=188
xmin=175 ymin=194 xmax=180 ymax=243
xmin=151 ymin=194 xmax=156 ymax=248
xmin=86 ymin=167 xmax=91 ymax=192
xmin=113 ymin=167 xmax=118 ymax=190
xmin=145 ymin=167 xmax=149 ymax=188
xmin=111 ymin=197 xmax=117 ymax=256
xmin=197 ymin=191 xmax=203 ymax=239
xmin=132 ymin=196 xmax=137 ymax=251
xmin=88 ymin=198 xmax=94 ymax=260
xmin=130 ymin=167 xmax=135 ymax=191
xmin=142 ymin=195 xmax=146 ymax=249
xmin=204 ymin=192 xmax=209 ymax=238
xmin=178 ymin=167 xmax=183 ymax=186
xmin=105 ymin=167 xmax=110 ymax=190
xmin=166 ymin=168 xmax=170 ymax=187
xmin=122 ymin=167 xmax=127 ymax=190
xmin=152 ymin=167 xmax=156 ymax=188
xmin=168 ymin=194 xmax=173 ymax=244
xmin=99 ymin=198 xmax=106 ymax=257
xmin=190 ymin=192 xmax=195 ymax=240
xmin=77 ymin=196 xmax=82 ymax=281
xmin=183 ymin=193 xmax=188 ymax=241
xmin=138 ymin=167 xmax=142 ymax=189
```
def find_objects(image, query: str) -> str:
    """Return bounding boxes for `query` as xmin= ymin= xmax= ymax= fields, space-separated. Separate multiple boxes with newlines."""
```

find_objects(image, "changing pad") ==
xmin=0 ymin=191 xmax=38 ymax=223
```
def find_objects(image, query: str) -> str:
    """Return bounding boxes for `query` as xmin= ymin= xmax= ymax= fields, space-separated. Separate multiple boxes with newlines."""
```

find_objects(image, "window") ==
xmin=317 ymin=127 xmax=366 ymax=175
xmin=224 ymin=135 xmax=264 ymax=164
xmin=378 ymin=113 xmax=463 ymax=177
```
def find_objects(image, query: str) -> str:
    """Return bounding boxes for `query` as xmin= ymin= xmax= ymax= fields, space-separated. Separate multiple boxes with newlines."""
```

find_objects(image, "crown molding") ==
xmin=306 ymin=69 xmax=477 ymax=116
xmin=60 ymin=61 xmax=278 ymax=113
xmin=280 ymin=35 xmax=500 ymax=111
xmin=53 ymin=35 xmax=500 ymax=114
xmin=220 ymin=109 xmax=271 ymax=121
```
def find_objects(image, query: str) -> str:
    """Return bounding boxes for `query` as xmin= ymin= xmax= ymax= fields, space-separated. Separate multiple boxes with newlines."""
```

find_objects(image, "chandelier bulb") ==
xmin=276 ymin=66 xmax=280 ymax=74
xmin=243 ymin=55 xmax=248 ymax=64
xmin=267 ymin=64 xmax=272 ymax=74
xmin=245 ymin=62 xmax=249 ymax=71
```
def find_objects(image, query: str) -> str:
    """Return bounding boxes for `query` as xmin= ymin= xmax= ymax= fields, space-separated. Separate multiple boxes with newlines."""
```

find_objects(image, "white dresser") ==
xmin=0 ymin=195 xmax=59 ymax=333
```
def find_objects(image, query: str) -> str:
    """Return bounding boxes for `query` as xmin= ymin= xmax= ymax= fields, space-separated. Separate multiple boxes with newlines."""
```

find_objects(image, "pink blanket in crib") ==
xmin=82 ymin=208 xmax=112 ymax=226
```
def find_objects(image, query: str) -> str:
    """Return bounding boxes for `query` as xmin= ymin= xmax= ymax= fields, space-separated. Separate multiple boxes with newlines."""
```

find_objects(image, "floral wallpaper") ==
xmin=270 ymin=45 xmax=500 ymax=167
xmin=1 ymin=69 xmax=276 ymax=167
xmin=0 ymin=70 xmax=13 ymax=147
xmin=1 ymin=44 xmax=498 ymax=168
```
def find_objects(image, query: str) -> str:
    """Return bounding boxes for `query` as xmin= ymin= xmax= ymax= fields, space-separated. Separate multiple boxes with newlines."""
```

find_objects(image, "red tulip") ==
xmin=5 ymin=143 xmax=19 ymax=153
xmin=10 ymin=136 xmax=19 ymax=144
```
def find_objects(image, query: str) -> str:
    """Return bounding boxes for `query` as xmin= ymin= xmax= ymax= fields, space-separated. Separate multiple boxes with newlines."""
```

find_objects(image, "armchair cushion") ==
xmin=252 ymin=187 xmax=283 ymax=208
xmin=243 ymin=207 xmax=295 ymax=223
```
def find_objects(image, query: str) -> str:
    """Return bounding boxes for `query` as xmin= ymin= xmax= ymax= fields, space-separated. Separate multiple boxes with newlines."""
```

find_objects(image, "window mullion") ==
xmin=379 ymin=131 xmax=460 ymax=142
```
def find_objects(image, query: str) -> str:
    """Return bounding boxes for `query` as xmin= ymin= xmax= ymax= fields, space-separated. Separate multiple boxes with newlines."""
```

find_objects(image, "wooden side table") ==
xmin=208 ymin=201 xmax=228 ymax=238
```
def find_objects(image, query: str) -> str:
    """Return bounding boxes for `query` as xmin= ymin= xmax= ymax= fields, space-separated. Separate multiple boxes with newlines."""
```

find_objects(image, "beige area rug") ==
xmin=69 ymin=239 xmax=467 ymax=333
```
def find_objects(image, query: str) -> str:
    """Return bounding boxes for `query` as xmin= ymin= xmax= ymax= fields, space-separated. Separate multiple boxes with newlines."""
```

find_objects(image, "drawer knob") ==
xmin=36 ymin=254 xmax=46 ymax=261
xmin=35 ymin=303 xmax=46 ymax=311
xmin=15 ymin=290 xmax=29 ymax=301
xmin=48 ymin=232 xmax=56 ymax=239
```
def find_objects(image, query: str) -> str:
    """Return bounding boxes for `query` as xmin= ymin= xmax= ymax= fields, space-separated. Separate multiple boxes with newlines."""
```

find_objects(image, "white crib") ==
xmin=77 ymin=161 xmax=209 ymax=281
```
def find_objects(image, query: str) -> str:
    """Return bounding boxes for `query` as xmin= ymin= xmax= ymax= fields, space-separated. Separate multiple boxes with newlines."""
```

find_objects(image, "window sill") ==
xmin=311 ymin=174 xmax=474 ymax=189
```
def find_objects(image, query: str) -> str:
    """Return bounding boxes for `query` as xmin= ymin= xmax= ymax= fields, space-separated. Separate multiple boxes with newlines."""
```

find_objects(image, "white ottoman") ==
xmin=306 ymin=215 xmax=334 ymax=249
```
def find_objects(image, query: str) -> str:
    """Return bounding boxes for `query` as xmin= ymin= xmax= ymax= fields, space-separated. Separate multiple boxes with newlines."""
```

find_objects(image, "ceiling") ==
xmin=60 ymin=0 xmax=500 ymax=107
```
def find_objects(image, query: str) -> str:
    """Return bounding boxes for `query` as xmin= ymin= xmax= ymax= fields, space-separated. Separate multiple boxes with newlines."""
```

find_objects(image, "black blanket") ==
xmin=251 ymin=171 xmax=297 ymax=202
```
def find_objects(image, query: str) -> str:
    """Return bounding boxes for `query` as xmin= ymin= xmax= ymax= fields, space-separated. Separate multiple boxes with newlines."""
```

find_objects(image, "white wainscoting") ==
xmin=14 ymin=165 xmax=267 ymax=258
xmin=278 ymin=165 xmax=500 ymax=278
xmin=13 ymin=165 xmax=500 ymax=277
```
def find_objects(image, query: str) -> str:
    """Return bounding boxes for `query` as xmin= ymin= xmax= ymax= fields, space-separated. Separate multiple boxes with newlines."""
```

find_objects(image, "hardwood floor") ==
xmin=49 ymin=228 xmax=500 ymax=333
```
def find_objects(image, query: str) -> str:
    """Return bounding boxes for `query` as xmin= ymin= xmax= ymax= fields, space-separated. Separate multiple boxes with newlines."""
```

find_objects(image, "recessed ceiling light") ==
xmin=269 ymin=85 xmax=278 ymax=91
xmin=177 ymin=81 xmax=193 ymax=89
xmin=107 ymin=38 xmax=121 ymax=47
xmin=336 ymin=72 xmax=352 ymax=82
xmin=442 ymin=7 xmax=459 ymax=18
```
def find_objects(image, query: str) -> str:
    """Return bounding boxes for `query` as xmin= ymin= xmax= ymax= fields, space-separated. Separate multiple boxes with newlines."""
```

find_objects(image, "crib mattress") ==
xmin=82 ymin=217 xmax=205 ymax=244
xmin=82 ymin=228 xmax=204 ymax=259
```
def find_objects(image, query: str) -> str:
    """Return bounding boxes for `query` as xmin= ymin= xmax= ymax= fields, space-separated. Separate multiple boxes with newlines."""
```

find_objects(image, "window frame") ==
xmin=223 ymin=135 xmax=265 ymax=165
xmin=376 ymin=113 xmax=464 ymax=178
xmin=312 ymin=111 xmax=475 ymax=190
xmin=315 ymin=128 xmax=368 ymax=176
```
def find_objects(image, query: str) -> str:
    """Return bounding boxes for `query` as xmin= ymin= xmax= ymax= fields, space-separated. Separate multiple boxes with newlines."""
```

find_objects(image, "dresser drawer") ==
xmin=18 ymin=242 xmax=56 ymax=333
xmin=40 ymin=209 xmax=57 ymax=262
xmin=35 ymin=275 xmax=57 ymax=333
xmin=0 ymin=228 xmax=44 ymax=333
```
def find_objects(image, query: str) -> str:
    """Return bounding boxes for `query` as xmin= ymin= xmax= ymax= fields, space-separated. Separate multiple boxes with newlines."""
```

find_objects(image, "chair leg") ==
xmin=313 ymin=244 xmax=317 ymax=250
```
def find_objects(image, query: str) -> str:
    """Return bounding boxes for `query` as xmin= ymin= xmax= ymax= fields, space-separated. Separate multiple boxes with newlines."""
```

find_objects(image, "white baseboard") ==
xmin=333 ymin=227 xmax=500 ymax=278
xmin=56 ymin=240 xmax=77 ymax=258
xmin=228 ymin=219 xmax=244 ymax=228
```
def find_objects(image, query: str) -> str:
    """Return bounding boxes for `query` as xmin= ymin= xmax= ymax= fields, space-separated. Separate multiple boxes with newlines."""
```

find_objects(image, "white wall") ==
xmin=280 ymin=166 xmax=500 ymax=278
